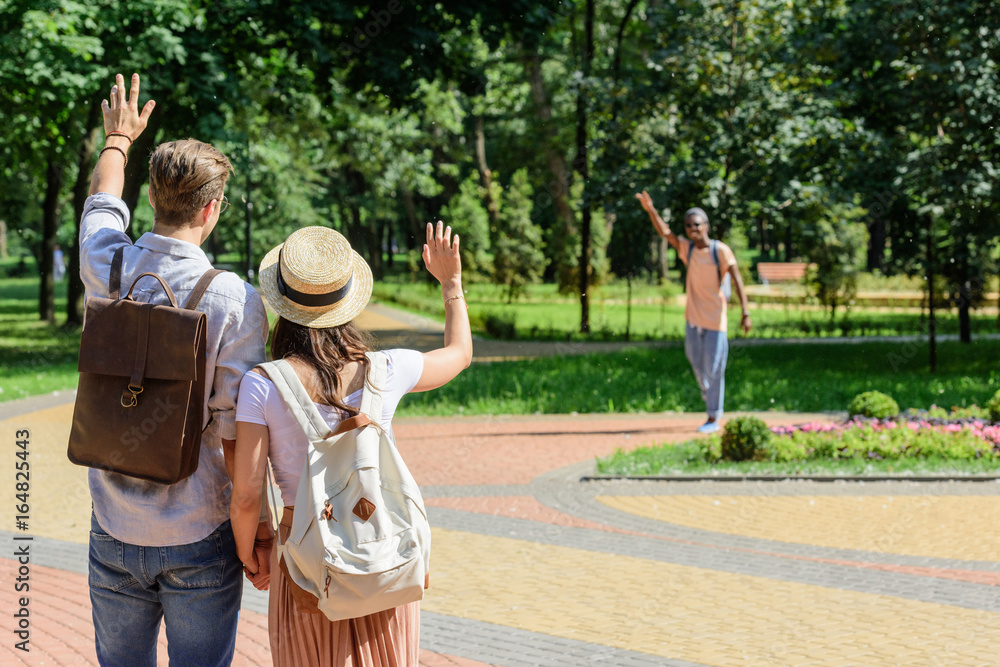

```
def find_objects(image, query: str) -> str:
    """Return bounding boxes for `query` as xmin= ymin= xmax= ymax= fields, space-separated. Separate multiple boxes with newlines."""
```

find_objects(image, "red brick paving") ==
xmin=424 ymin=495 xmax=639 ymax=536
xmin=394 ymin=414 xmax=707 ymax=487
xmin=0 ymin=560 xmax=497 ymax=666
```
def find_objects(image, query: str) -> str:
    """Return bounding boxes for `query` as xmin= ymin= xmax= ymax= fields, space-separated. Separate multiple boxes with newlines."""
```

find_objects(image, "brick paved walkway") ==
xmin=3 ymin=304 xmax=1000 ymax=665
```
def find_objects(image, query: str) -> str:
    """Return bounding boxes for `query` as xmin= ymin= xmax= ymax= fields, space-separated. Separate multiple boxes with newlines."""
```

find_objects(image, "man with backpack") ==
xmin=79 ymin=73 xmax=269 ymax=665
xmin=636 ymin=191 xmax=752 ymax=433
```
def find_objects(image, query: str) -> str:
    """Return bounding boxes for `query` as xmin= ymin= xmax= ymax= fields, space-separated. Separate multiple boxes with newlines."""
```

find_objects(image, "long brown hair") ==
xmin=269 ymin=317 xmax=375 ymax=415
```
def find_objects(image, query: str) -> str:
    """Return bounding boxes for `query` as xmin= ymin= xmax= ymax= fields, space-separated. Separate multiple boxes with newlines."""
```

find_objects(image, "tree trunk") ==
xmin=400 ymin=187 xmax=422 ymax=250
xmin=68 ymin=107 xmax=102 ymax=325
xmin=0 ymin=220 xmax=7 ymax=258
xmin=867 ymin=215 xmax=886 ymax=271
xmin=121 ymin=109 xmax=163 ymax=232
xmin=384 ymin=219 xmax=394 ymax=269
xmin=926 ymin=217 xmax=936 ymax=372
xmin=524 ymin=53 xmax=575 ymax=245
xmin=368 ymin=217 xmax=383 ymax=280
xmin=575 ymin=0 xmax=595 ymax=334
xmin=39 ymin=158 xmax=65 ymax=323
xmin=958 ymin=278 xmax=972 ymax=343
xmin=345 ymin=167 xmax=368 ymax=253
xmin=473 ymin=115 xmax=501 ymax=239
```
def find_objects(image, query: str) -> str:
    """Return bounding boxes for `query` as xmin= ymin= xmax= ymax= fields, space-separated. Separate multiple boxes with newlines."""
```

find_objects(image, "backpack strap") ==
xmin=360 ymin=351 xmax=387 ymax=424
xmin=109 ymin=246 xmax=125 ymax=300
xmin=259 ymin=360 xmax=335 ymax=441
xmin=710 ymin=239 xmax=723 ymax=286
xmin=686 ymin=240 xmax=724 ymax=287
xmin=184 ymin=269 xmax=225 ymax=310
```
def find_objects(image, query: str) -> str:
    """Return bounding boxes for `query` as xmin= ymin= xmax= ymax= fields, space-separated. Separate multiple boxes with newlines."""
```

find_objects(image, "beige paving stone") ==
xmin=425 ymin=527 xmax=1000 ymax=666
xmin=597 ymin=494 xmax=1000 ymax=561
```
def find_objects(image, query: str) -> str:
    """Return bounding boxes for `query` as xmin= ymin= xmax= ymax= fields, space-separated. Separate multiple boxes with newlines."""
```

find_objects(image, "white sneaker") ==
xmin=697 ymin=421 xmax=720 ymax=434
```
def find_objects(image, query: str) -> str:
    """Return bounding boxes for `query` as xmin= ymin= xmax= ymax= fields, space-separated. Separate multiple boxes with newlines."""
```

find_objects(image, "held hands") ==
xmin=102 ymin=73 xmax=155 ymax=142
xmin=422 ymin=221 xmax=462 ymax=289
xmin=242 ymin=532 xmax=274 ymax=591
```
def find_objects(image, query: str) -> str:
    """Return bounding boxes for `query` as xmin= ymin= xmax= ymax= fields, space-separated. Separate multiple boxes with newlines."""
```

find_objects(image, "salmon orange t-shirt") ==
xmin=678 ymin=238 xmax=736 ymax=332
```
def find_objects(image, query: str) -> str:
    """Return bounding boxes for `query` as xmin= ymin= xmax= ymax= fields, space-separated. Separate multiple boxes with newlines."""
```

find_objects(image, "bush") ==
xmin=720 ymin=416 xmax=772 ymax=461
xmin=987 ymin=390 xmax=1000 ymax=422
xmin=848 ymin=391 xmax=899 ymax=419
xmin=482 ymin=312 xmax=516 ymax=340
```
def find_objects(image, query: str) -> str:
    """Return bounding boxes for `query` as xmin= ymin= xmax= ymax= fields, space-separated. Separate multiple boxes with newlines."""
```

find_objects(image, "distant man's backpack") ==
xmin=261 ymin=352 xmax=430 ymax=621
xmin=687 ymin=239 xmax=732 ymax=300
xmin=67 ymin=247 xmax=222 ymax=484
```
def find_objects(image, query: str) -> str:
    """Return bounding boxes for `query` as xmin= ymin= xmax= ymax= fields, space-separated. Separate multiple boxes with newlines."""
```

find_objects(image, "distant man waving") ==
xmin=636 ymin=191 xmax=751 ymax=433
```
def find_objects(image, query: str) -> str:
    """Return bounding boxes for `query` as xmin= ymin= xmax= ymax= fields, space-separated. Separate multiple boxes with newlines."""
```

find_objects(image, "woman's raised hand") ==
xmin=422 ymin=221 xmax=462 ymax=287
xmin=102 ymin=73 xmax=156 ymax=141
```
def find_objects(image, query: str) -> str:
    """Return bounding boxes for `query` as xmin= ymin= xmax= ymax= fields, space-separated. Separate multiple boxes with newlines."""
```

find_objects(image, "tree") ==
xmin=493 ymin=169 xmax=547 ymax=301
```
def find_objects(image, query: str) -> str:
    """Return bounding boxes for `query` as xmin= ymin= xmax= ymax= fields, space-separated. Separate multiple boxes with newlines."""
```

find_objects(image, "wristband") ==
xmin=99 ymin=145 xmax=127 ymax=167
xmin=106 ymin=131 xmax=133 ymax=146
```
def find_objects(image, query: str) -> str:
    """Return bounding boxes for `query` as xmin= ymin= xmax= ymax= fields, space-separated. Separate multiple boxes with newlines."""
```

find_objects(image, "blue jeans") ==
xmin=684 ymin=323 xmax=729 ymax=420
xmin=88 ymin=513 xmax=242 ymax=667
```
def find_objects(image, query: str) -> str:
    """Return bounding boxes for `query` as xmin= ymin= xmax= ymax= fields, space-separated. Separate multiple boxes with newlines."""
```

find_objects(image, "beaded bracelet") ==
xmin=100 ymin=145 xmax=128 ymax=167
xmin=106 ymin=131 xmax=133 ymax=146
xmin=444 ymin=294 xmax=467 ymax=309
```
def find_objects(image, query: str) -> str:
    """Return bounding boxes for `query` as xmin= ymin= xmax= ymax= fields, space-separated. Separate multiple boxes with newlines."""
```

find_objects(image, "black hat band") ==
xmin=276 ymin=250 xmax=353 ymax=308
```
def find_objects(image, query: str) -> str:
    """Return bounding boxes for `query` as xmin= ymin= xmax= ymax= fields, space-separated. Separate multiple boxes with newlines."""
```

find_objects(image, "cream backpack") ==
xmin=260 ymin=352 xmax=430 ymax=621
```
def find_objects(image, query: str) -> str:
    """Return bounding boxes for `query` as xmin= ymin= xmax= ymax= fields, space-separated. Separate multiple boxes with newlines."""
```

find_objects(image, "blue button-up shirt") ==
xmin=80 ymin=193 xmax=268 ymax=546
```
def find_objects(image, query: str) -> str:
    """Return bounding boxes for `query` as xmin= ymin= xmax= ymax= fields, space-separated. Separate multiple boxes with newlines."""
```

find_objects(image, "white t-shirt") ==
xmin=235 ymin=349 xmax=424 ymax=506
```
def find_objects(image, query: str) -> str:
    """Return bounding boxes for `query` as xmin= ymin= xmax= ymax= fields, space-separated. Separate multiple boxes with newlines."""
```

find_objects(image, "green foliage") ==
xmin=848 ymin=391 xmax=900 ymax=419
xmin=795 ymin=189 xmax=869 ymax=318
xmin=597 ymin=422 xmax=1000 ymax=477
xmin=441 ymin=174 xmax=492 ymax=279
xmin=987 ymin=391 xmax=1000 ymax=422
xmin=720 ymin=416 xmax=772 ymax=462
xmin=478 ymin=312 xmax=517 ymax=340
xmin=493 ymin=169 xmax=547 ymax=301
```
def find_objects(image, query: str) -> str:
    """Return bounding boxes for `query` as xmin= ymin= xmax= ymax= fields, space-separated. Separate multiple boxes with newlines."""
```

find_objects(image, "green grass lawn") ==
xmin=374 ymin=279 xmax=997 ymax=342
xmin=394 ymin=339 xmax=999 ymax=416
xmin=0 ymin=276 xmax=81 ymax=402
xmin=4 ymin=267 xmax=997 ymax=416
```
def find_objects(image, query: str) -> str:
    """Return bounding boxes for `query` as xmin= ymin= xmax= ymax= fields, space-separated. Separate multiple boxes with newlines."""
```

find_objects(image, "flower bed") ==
xmin=719 ymin=416 xmax=1000 ymax=463
xmin=596 ymin=407 xmax=1000 ymax=477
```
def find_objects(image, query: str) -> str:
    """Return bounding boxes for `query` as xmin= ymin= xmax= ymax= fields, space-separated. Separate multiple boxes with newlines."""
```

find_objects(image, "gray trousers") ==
xmin=684 ymin=323 xmax=729 ymax=420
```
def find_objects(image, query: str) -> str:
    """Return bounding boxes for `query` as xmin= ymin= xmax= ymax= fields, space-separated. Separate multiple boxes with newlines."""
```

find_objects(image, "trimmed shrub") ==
xmin=720 ymin=416 xmax=772 ymax=461
xmin=483 ymin=312 xmax=516 ymax=340
xmin=848 ymin=391 xmax=899 ymax=419
xmin=987 ymin=390 xmax=1000 ymax=422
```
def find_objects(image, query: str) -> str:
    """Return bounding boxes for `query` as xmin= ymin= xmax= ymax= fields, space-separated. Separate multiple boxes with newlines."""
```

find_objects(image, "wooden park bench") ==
xmin=757 ymin=262 xmax=810 ymax=285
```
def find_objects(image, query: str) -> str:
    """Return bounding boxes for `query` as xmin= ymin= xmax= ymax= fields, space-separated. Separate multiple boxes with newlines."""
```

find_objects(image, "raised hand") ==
xmin=101 ymin=73 xmax=155 ymax=141
xmin=422 ymin=221 xmax=462 ymax=288
xmin=635 ymin=190 xmax=655 ymax=213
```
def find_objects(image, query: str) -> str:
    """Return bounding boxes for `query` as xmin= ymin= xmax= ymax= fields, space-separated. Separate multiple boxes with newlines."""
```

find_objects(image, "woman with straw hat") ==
xmin=230 ymin=221 xmax=472 ymax=665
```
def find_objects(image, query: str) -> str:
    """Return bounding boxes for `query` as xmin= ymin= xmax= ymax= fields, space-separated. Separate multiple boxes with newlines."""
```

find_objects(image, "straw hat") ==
xmin=258 ymin=226 xmax=373 ymax=328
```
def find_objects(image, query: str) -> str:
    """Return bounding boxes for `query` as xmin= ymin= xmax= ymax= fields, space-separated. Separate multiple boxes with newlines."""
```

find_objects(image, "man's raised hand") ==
xmin=101 ymin=73 xmax=155 ymax=141
xmin=635 ymin=190 xmax=655 ymax=214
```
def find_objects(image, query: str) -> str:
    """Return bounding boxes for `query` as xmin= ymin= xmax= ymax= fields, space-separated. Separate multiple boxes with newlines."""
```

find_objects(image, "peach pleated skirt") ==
xmin=268 ymin=515 xmax=420 ymax=667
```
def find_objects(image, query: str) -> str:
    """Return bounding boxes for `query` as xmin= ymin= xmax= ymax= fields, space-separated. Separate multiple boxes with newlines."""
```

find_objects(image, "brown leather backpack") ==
xmin=67 ymin=247 xmax=222 ymax=484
